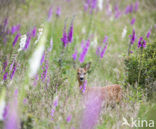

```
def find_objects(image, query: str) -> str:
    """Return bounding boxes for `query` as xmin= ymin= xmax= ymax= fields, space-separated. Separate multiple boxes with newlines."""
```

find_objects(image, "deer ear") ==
xmin=84 ymin=62 xmax=91 ymax=71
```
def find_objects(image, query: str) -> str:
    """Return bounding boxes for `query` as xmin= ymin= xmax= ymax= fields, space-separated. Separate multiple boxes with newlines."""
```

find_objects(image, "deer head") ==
xmin=77 ymin=62 xmax=91 ymax=87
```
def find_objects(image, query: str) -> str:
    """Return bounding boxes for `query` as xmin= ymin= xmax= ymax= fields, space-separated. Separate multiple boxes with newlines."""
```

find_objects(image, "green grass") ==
xmin=0 ymin=0 xmax=156 ymax=129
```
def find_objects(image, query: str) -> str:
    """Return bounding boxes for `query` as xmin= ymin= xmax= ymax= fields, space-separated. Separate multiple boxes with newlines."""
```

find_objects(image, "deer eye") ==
xmin=77 ymin=72 xmax=80 ymax=75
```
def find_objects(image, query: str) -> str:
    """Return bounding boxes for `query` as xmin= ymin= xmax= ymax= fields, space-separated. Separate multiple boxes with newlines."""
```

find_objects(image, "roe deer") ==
xmin=77 ymin=62 xmax=122 ymax=104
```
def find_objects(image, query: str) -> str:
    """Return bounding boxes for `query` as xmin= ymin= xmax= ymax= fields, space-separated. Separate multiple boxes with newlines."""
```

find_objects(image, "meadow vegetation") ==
xmin=0 ymin=0 xmax=156 ymax=129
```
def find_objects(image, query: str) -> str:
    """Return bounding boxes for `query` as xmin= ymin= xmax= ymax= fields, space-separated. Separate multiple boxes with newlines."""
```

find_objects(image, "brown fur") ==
xmin=77 ymin=63 xmax=122 ymax=104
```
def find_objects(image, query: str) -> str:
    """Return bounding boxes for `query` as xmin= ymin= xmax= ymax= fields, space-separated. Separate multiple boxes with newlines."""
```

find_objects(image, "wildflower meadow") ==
xmin=0 ymin=0 xmax=156 ymax=129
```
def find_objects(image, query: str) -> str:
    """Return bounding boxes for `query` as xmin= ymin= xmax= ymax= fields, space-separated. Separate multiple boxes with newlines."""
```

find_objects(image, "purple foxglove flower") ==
xmin=86 ymin=0 xmax=91 ymax=7
xmin=129 ymin=4 xmax=133 ymax=13
xmin=31 ymin=27 xmax=37 ymax=37
xmin=103 ymin=35 xmax=108 ymax=44
xmin=3 ymin=105 xmax=9 ymax=120
xmin=10 ymin=64 xmax=16 ymax=80
xmin=23 ymin=98 xmax=28 ymax=105
xmin=114 ymin=5 xmax=121 ymax=18
xmin=24 ymin=33 xmax=31 ymax=50
xmin=68 ymin=23 xmax=73 ymax=43
xmin=48 ymin=7 xmax=53 ymax=21
xmin=84 ymin=3 xmax=89 ymax=12
xmin=3 ymin=72 xmax=8 ymax=81
xmin=72 ymin=49 xmax=77 ymax=61
xmin=66 ymin=115 xmax=72 ymax=123
xmin=81 ymin=40 xmax=85 ymax=48
xmin=41 ymin=61 xmax=48 ymax=81
xmin=61 ymin=26 xmax=68 ymax=47
xmin=41 ymin=52 xmax=45 ymax=65
xmin=96 ymin=46 xmax=101 ymax=56
xmin=80 ymin=92 xmax=102 ymax=129
xmin=138 ymin=37 xmax=143 ymax=48
xmin=130 ymin=29 xmax=136 ymax=44
xmin=131 ymin=18 xmax=136 ymax=25
xmin=53 ymin=98 xmax=58 ymax=107
xmin=4 ymin=98 xmax=20 ymax=129
xmin=14 ymin=89 xmax=18 ymax=97
xmin=115 ymin=11 xmax=121 ymax=19
xmin=3 ymin=61 xmax=8 ymax=72
xmin=48 ymin=38 xmax=53 ymax=52
xmin=125 ymin=5 xmax=130 ymax=14
xmin=79 ymin=40 xmax=90 ymax=63
xmin=80 ymin=80 xmax=87 ymax=93
xmin=146 ymin=29 xmax=151 ymax=38
xmin=51 ymin=109 xmax=55 ymax=117
xmin=142 ymin=40 xmax=146 ymax=48
xmin=100 ymin=43 xmax=108 ymax=58
xmin=12 ymin=33 xmax=21 ymax=47
xmin=56 ymin=7 xmax=61 ymax=17
xmin=9 ymin=61 xmax=14 ymax=71
xmin=84 ymin=0 xmax=97 ymax=13
xmin=130 ymin=51 xmax=133 ymax=54
xmin=41 ymin=68 xmax=48 ymax=81
xmin=135 ymin=1 xmax=139 ymax=11
xmin=138 ymin=37 xmax=146 ymax=48
xmin=114 ymin=4 xmax=119 ymax=12
xmin=51 ymin=108 xmax=55 ymax=120
xmin=11 ymin=26 xmax=16 ymax=34
xmin=11 ymin=24 xmax=20 ymax=34
xmin=91 ymin=0 xmax=97 ymax=9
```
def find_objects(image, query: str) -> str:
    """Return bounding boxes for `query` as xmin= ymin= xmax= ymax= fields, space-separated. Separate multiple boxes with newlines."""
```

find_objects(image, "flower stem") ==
xmin=128 ymin=41 xmax=131 ymax=56
xmin=138 ymin=48 xmax=143 ymax=85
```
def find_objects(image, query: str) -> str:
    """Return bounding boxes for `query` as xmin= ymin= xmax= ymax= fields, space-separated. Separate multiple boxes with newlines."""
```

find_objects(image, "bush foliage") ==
xmin=125 ymin=41 xmax=156 ymax=97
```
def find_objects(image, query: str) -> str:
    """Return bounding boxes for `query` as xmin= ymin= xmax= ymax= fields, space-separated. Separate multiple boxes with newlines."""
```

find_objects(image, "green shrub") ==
xmin=124 ymin=42 xmax=156 ymax=98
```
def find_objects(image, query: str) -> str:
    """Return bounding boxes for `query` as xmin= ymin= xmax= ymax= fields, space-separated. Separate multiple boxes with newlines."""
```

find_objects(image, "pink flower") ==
xmin=80 ymin=92 xmax=102 ymax=129
xmin=146 ymin=29 xmax=151 ymax=38
xmin=11 ymin=24 xmax=20 ymax=34
xmin=79 ymin=40 xmax=90 ymax=63
xmin=41 ymin=52 xmax=45 ymax=65
xmin=100 ymin=43 xmax=108 ymax=58
xmin=61 ymin=25 xmax=68 ymax=47
xmin=23 ymin=98 xmax=28 ymax=105
xmin=96 ymin=46 xmax=101 ymax=56
xmin=3 ymin=72 xmax=8 ymax=81
xmin=56 ymin=7 xmax=61 ymax=17
xmin=72 ymin=49 xmax=77 ymax=61
xmin=48 ymin=7 xmax=53 ymax=21
xmin=80 ymin=80 xmax=87 ymax=93
xmin=31 ymin=27 xmax=37 ymax=37
xmin=103 ymin=35 xmax=108 ymax=43
xmin=4 ymin=98 xmax=20 ymax=129
xmin=12 ymin=33 xmax=21 ymax=47
xmin=131 ymin=18 xmax=136 ymax=25
xmin=138 ymin=37 xmax=146 ymax=48
xmin=66 ymin=115 xmax=72 ymax=123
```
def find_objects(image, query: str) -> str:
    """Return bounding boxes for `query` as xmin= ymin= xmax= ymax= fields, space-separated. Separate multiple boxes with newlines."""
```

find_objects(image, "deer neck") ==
xmin=78 ymin=79 xmax=86 ymax=87
xmin=78 ymin=80 xmax=87 ymax=93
